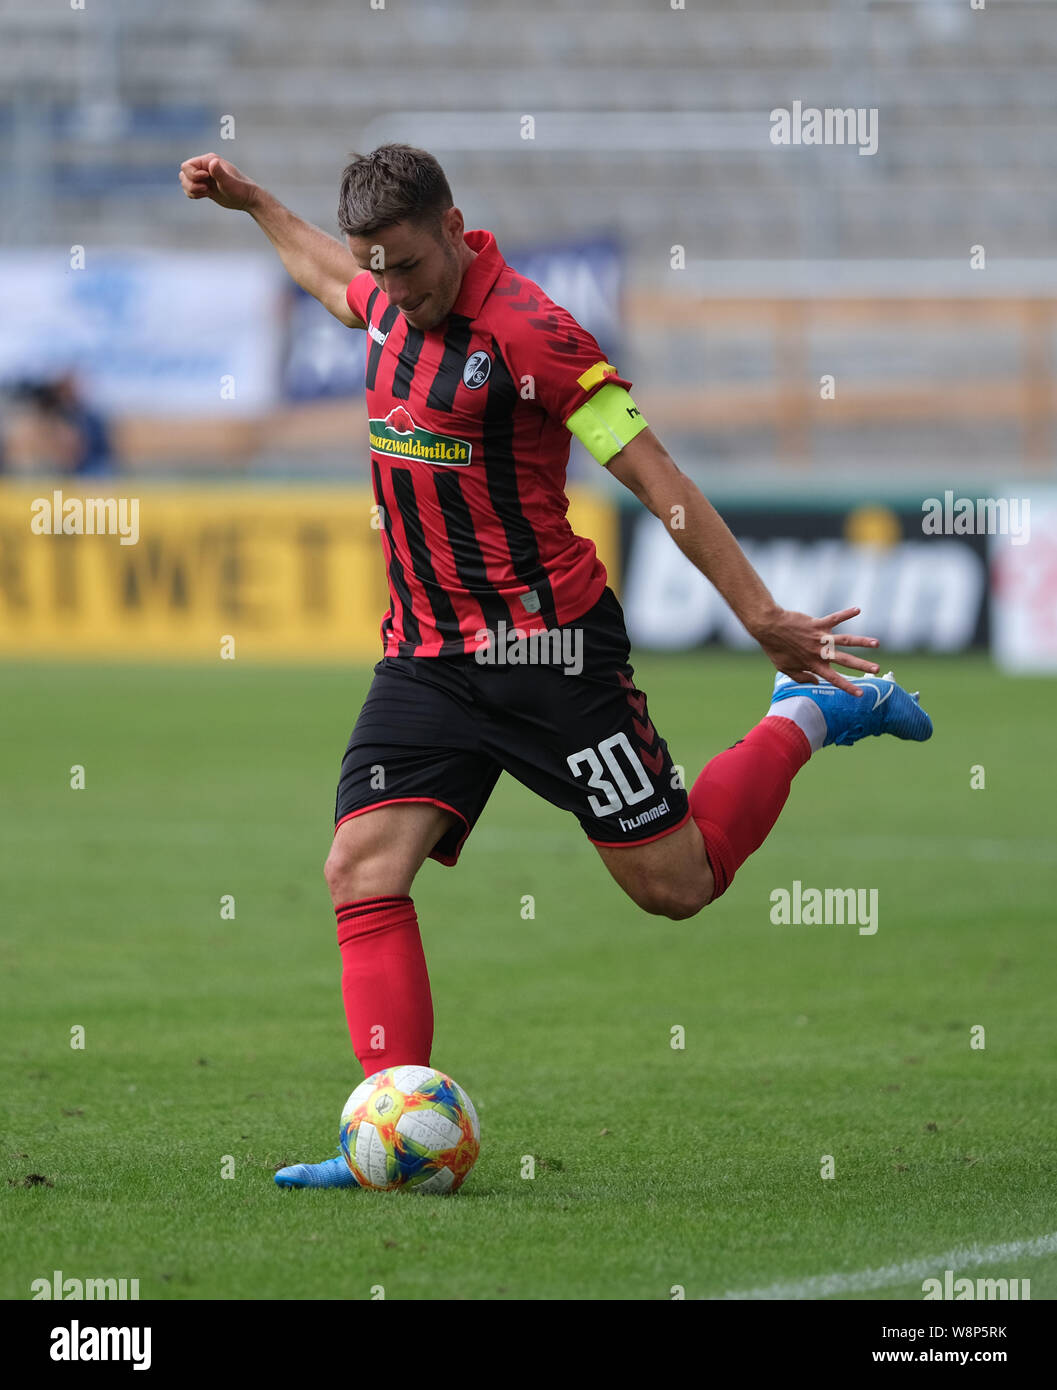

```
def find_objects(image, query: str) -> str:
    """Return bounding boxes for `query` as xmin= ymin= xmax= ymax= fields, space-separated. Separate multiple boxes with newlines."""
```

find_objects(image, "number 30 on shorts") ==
xmin=566 ymin=733 xmax=654 ymax=817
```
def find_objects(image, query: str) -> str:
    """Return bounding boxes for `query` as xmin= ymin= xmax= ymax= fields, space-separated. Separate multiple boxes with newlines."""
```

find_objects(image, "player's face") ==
xmin=347 ymin=209 xmax=469 ymax=331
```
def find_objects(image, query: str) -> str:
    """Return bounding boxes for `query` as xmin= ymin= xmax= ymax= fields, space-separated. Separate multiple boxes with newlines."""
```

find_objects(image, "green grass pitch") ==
xmin=2 ymin=653 xmax=1054 ymax=1301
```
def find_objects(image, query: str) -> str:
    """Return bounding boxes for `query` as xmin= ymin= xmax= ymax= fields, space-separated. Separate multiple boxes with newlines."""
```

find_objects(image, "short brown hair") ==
xmin=337 ymin=144 xmax=453 ymax=238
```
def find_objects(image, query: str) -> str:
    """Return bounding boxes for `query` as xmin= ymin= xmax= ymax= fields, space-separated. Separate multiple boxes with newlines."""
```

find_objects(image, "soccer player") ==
xmin=179 ymin=145 xmax=932 ymax=1188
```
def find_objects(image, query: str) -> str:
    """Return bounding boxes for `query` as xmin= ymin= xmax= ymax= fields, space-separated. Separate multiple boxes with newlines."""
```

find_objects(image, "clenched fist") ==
xmin=179 ymin=153 xmax=260 ymax=212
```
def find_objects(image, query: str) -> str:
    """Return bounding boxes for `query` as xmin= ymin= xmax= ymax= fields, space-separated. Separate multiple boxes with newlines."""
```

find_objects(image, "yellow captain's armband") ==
xmin=566 ymin=382 xmax=649 ymax=466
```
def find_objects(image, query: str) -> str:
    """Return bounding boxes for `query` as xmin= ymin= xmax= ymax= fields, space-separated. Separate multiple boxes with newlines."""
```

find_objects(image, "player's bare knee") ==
xmin=324 ymin=837 xmax=394 ymax=904
xmin=661 ymin=886 xmax=711 ymax=921
xmin=323 ymin=843 xmax=347 ymax=897
xmin=668 ymin=892 xmax=710 ymax=921
xmin=631 ymin=877 xmax=709 ymax=921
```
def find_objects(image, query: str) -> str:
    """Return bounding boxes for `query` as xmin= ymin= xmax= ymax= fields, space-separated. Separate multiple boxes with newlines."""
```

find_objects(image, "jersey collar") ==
xmin=449 ymin=229 xmax=504 ymax=320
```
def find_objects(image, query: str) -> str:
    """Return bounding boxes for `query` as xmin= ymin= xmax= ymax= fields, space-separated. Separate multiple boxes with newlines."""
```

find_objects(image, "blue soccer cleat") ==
xmin=274 ymin=1151 xmax=360 ymax=1189
xmin=770 ymin=670 xmax=933 ymax=747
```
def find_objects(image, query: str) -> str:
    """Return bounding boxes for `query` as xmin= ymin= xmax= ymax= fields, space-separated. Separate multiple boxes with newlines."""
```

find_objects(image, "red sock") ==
xmin=689 ymin=717 xmax=811 ymax=901
xmin=335 ymin=895 xmax=433 ymax=1076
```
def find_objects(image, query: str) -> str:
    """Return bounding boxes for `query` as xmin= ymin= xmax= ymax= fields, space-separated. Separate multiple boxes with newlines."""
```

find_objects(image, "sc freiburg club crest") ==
xmin=462 ymin=350 xmax=492 ymax=390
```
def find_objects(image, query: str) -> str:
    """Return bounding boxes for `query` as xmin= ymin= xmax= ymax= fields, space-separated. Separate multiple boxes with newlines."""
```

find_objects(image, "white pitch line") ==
xmin=714 ymin=1231 xmax=1057 ymax=1301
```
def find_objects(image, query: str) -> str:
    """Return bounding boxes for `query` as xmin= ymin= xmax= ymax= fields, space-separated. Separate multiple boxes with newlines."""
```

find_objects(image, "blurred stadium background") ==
xmin=0 ymin=0 xmax=1053 ymax=667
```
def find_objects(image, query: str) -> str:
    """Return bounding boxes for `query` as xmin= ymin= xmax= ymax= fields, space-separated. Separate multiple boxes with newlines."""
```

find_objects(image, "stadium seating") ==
xmin=2 ymin=0 xmax=1054 ymax=258
xmin=1 ymin=0 xmax=1053 ymax=475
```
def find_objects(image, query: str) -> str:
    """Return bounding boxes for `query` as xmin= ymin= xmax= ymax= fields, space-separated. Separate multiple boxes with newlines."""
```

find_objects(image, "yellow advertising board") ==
xmin=0 ymin=485 xmax=619 ymax=662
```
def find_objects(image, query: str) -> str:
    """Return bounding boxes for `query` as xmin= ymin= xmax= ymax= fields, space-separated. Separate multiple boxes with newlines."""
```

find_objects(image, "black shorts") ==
xmin=334 ymin=587 xmax=690 ymax=864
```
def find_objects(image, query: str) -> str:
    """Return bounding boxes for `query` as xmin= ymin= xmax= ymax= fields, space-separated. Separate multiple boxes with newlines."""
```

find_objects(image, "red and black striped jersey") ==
xmin=346 ymin=228 xmax=632 ymax=658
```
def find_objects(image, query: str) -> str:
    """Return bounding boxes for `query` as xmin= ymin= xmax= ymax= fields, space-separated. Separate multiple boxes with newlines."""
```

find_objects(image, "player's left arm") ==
xmin=518 ymin=305 xmax=878 ymax=689
xmin=600 ymin=417 xmax=881 ymax=691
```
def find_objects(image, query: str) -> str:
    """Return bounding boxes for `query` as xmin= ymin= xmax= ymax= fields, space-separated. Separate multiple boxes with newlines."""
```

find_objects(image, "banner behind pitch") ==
xmin=0 ymin=253 xmax=280 ymax=417
xmin=621 ymin=503 xmax=989 ymax=653
xmin=0 ymin=485 xmax=618 ymax=662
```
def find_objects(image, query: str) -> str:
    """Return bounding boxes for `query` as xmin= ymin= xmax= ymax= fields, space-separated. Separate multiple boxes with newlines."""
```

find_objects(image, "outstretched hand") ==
xmin=750 ymin=606 xmax=880 ymax=696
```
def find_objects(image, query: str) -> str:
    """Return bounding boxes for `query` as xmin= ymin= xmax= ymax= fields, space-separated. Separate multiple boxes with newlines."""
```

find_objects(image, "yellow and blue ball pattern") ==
xmin=339 ymin=1065 xmax=481 ymax=1193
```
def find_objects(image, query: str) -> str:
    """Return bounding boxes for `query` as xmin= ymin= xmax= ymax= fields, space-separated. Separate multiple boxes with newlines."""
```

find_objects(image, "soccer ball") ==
xmin=339 ymin=1065 xmax=480 ymax=1194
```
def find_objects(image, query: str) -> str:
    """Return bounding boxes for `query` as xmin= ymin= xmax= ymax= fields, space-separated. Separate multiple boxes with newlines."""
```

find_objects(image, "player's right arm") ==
xmin=178 ymin=153 xmax=365 ymax=329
